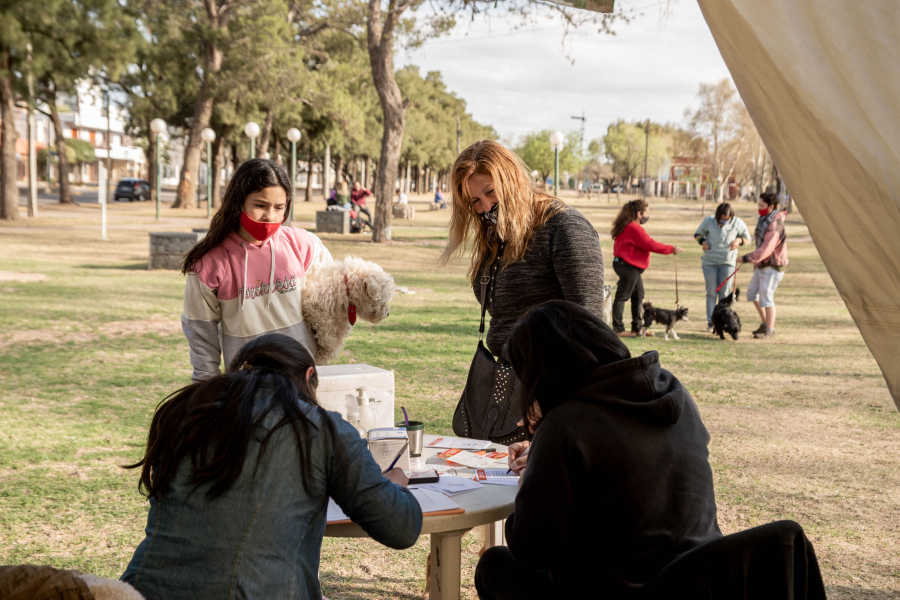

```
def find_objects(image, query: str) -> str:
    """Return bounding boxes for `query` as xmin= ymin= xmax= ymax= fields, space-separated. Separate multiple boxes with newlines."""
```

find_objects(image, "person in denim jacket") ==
xmin=121 ymin=334 xmax=422 ymax=599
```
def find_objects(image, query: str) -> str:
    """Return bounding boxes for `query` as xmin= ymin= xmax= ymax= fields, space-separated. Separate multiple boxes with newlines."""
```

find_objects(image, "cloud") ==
xmin=399 ymin=1 xmax=732 ymax=143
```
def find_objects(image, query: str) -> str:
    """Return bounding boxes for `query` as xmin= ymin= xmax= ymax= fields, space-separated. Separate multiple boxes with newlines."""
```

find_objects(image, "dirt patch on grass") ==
xmin=98 ymin=320 xmax=181 ymax=337
xmin=0 ymin=271 xmax=47 ymax=283
xmin=0 ymin=329 xmax=97 ymax=349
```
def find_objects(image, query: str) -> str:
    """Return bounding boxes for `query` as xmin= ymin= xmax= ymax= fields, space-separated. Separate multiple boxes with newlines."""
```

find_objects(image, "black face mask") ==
xmin=482 ymin=202 xmax=499 ymax=226
xmin=640 ymin=216 xmax=650 ymax=225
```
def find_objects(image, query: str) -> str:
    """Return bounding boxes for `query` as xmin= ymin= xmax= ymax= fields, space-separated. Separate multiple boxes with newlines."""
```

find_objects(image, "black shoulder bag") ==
xmin=452 ymin=248 xmax=527 ymax=445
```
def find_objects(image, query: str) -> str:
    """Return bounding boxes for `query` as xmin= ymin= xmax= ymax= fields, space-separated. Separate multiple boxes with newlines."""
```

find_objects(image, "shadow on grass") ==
xmin=81 ymin=263 xmax=148 ymax=271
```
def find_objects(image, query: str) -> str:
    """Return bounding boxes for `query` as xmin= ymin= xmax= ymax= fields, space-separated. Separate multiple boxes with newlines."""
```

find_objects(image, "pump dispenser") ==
xmin=346 ymin=406 xmax=368 ymax=439
xmin=356 ymin=387 xmax=377 ymax=433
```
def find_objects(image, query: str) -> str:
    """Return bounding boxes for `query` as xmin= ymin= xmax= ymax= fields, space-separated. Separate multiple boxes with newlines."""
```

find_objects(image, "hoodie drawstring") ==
xmin=241 ymin=242 xmax=249 ymax=311
xmin=267 ymin=238 xmax=276 ymax=309
xmin=240 ymin=237 xmax=277 ymax=311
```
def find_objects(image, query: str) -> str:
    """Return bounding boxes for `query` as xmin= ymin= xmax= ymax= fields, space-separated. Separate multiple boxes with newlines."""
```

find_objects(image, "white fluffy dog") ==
xmin=302 ymin=256 xmax=395 ymax=365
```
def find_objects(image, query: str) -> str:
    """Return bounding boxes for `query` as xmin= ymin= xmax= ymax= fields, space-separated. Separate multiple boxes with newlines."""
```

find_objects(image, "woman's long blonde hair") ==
xmin=440 ymin=140 xmax=565 ymax=284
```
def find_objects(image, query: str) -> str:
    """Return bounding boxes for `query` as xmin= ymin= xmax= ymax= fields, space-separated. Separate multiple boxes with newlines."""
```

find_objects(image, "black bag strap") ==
xmin=478 ymin=244 xmax=504 ymax=340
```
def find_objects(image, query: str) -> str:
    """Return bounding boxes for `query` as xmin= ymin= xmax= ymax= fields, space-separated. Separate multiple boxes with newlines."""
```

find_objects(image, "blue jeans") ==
xmin=702 ymin=264 xmax=734 ymax=324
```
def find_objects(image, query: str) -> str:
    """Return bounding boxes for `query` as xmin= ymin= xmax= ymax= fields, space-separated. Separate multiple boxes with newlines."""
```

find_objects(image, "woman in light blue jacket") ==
xmin=694 ymin=203 xmax=752 ymax=332
xmin=121 ymin=333 xmax=422 ymax=600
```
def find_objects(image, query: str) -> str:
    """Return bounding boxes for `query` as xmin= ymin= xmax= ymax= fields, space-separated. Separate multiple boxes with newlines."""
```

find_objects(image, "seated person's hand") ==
xmin=702 ymin=241 xmax=711 ymax=251
xmin=508 ymin=440 xmax=530 ymax=474
xmin=384 ymin=467 xmax=408 ymax=488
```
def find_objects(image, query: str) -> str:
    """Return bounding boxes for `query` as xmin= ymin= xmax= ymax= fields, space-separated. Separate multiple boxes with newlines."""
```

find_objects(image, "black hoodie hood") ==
xmin=538 ymin=350 xmax=685 ymax=426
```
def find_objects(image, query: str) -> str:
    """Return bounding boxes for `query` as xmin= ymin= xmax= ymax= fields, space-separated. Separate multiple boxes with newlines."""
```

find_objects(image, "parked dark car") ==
xmin=115 ymin=178 xmax=151 ymax=202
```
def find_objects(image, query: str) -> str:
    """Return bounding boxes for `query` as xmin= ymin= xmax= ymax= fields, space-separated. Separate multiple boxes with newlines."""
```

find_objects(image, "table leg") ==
xmin=483 ymin=519 xmax=506 ymax=549
xmin=429 ymin=529 xmax=464 ymax=600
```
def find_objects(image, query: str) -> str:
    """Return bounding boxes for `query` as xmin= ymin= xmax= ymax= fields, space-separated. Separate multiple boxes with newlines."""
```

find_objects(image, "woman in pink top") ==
xmin=180 ymin=159 xmax=333 ymax=381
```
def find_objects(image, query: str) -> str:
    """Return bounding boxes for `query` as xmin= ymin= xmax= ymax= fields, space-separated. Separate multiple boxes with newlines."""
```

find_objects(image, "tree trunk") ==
xmin=173 ymin=90 xmax=214 ymax=208
xmin=367 ymin=0 xmax=408 ymax=242
xmin=48 ymin=100 xmax=73 ymax=204
xmin=258 ymin=104 xmax=275 ymax=158
xmin=0 ymin=49 xmax=18 ymax=221
xmin=231 ymin=143 xmax=241 ymax=169
xmin=211 ymin=128 xmax=227 ymax=208
xmin=364 ymin=155 xmax=371 ymax=188
xmin=305 ymin=152 xmax=313 ymax=201
xmin=334 ymin=154 xmax=344 ymax=188
xmin=273 ymin=130 xmax=282 ymax=165
xmin=174 ymin=4 xmax=226 ymax=208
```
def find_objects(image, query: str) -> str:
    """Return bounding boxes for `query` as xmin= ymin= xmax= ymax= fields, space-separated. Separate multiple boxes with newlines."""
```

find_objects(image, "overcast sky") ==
xmin=397 ymin=0 xmax=733 ymax=145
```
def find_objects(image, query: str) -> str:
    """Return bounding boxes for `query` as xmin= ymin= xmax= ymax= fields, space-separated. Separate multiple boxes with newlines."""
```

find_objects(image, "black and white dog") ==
xmin=711 ymin=291 xmax=741 ymax=340
xmin=641 ymin=302 xmax=689 ymax=340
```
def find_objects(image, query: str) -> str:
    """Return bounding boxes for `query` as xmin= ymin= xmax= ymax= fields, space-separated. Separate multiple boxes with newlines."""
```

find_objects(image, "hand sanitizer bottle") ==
xmin=356 ymin=387 xmax=377 ymax=433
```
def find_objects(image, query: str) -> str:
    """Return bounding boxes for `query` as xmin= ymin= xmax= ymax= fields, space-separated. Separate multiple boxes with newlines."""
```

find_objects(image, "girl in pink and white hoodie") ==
xmin=181 ymin=159 xmax=332 ymax=381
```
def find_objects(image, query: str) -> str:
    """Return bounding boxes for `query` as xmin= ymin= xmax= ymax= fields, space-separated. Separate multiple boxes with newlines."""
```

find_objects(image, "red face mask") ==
xmin=240 ymin=210 xmax=282 ymax=242
xmin=758 ymin=208 xmax=770 ymax=216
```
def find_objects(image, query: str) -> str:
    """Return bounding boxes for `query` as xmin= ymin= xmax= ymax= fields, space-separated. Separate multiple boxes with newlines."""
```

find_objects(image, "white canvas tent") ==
xmin=696 ymin=0 xmax=900 ymax=411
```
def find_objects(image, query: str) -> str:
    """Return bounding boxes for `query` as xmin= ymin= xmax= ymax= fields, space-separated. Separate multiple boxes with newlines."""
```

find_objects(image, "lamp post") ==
xmin=286 ymin=128 xmax=302 ymax=223
xmin=549 ymin=131 xmax=565 ymax=198
xmin=149 ymin=118 xmax=167 ymax=221
xmin=201 ymin=128 xmax=216 ymax=218
xmin=244 ymin=121 xmax=260 ymax=159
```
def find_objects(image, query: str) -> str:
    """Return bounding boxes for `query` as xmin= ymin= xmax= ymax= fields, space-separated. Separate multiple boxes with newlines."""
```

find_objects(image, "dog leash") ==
xmin=674 ymin=253 xmax=679 ymax=305
xmin=715 ymin=263 xmax=744 ymax=294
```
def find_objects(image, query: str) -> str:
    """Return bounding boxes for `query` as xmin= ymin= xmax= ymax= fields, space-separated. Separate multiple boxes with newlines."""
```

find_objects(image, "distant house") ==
xmin=4 ymin=80 xmax=146 ymax=185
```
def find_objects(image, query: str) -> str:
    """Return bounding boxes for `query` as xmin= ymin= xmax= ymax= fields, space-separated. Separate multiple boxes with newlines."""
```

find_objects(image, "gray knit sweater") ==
xmin=473 ymin=205 xmax=605 ymax=357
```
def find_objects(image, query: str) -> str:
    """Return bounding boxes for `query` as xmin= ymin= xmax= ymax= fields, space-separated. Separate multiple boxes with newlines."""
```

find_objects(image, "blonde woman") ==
xmin=442 ymin=140 xmax=605 ymax=359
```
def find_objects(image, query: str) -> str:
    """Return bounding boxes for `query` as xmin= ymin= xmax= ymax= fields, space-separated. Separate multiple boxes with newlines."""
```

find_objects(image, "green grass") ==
xmin=1 ymin=195 xmax=899 ymax=599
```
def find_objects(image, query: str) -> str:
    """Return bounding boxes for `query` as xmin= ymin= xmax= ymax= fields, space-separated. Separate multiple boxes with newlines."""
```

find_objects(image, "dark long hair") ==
xmin=506 ymin=300 xmax=631 ymax=427
xmin=126 ymin=334 xmax=338 ymax=500
xmin=182 ymin=159 xmax=293 ymax=274
xmin=760 ymin=191 xmax=780 ymax=210
xmin=611 ymin=198 xmax=648 ymax=239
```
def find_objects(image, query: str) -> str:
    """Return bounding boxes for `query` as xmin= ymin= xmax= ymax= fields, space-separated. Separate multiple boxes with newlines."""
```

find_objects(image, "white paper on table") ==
xmin=326 ymin=488 xmax=462 ymax=523
xmin=430 ymin=465 xmax=470 ymax=476
xmin=327 ymin=498 xmax=350 ymax=522
xmin=473 ymin=469 xmax=520 ymax=486
xmin=424 ymin=436 xmax=492 ymax=450
xmin=409 ymin=488 xmax=461 ymax=512
xmin=411 ymin=475 xmax=483 ymax=496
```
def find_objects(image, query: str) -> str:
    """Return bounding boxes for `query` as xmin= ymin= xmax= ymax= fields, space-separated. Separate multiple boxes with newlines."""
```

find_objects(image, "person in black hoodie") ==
xmin=474 ymin=300 xmax=722 ymax=600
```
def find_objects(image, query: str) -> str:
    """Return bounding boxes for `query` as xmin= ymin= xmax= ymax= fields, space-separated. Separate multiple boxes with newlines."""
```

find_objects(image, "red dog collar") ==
xmin=344 ymin=275 xmax=357 ymax=325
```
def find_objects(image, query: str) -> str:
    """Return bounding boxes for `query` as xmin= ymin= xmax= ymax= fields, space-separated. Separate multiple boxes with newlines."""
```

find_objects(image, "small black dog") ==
xmin=711 ymin=291 xmax=741 ymax=340
xmin=641 ymin=302 xmax=689 ymax=340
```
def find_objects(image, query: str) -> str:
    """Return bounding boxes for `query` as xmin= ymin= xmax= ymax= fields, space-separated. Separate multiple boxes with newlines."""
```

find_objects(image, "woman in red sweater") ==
xmin=610 ymin=199 xmax=683 ymax=337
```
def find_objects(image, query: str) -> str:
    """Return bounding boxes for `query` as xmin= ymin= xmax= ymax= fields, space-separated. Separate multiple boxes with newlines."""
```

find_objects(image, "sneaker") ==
xmin=753 ymin=330 xmax=775 ymax=339
xmin=706 ymin=324 xmax=714 ymax=333
xmin=752 ymin=323 xmax=767 ymax=335
xmin=617 ymin=331 xmax=638 ymax=338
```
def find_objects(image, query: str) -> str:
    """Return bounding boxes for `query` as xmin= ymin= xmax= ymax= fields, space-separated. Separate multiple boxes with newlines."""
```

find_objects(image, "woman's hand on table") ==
xmin=384 ymin=468 xmax=408 ymax=488
xmin=508 ymin=440 xmax=530 ymax=474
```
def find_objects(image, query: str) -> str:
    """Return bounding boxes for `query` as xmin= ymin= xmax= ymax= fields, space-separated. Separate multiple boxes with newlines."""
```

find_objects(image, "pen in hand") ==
xmin=382 ymin=441 xmax=410 ymax=475
xmin=507 ymin=444 xmax=530 ymax=474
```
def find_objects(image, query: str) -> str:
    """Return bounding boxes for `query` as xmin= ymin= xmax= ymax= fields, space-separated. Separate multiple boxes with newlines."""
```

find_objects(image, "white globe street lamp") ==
xmin=244 ymin=121 xmax=260 ymax=159
xmin=286 ymin=128 xmax=302 ymax=223
xmin=149 ymin=118 xmax=167 ymax=221
xmin=201 ymin=128 xmax=216 ymax=218
xmin=549 ymin=130 xmax=565 ymax=197
xmin=531 ymin=169 xmax=539 ymax=184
